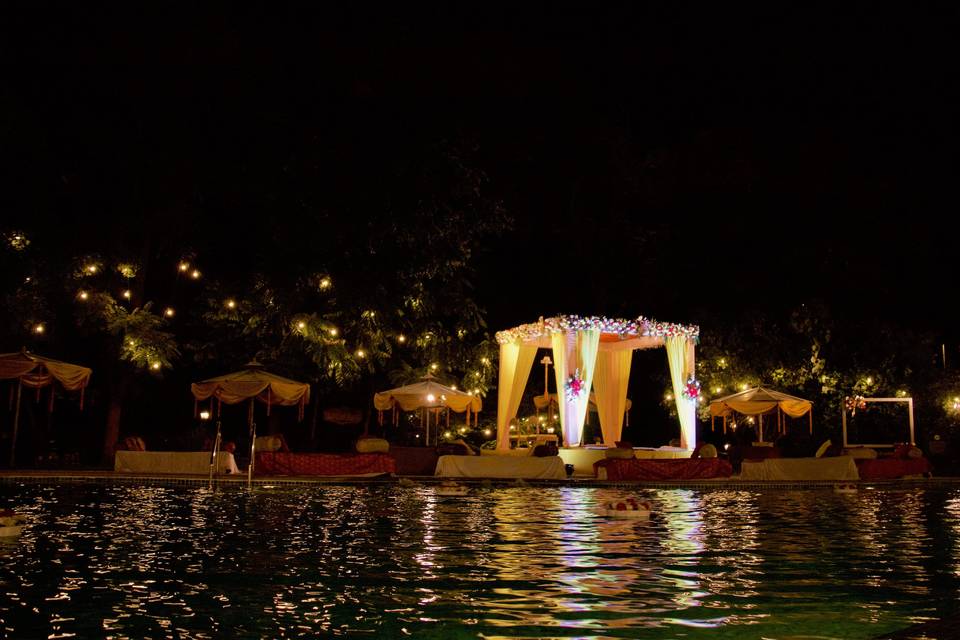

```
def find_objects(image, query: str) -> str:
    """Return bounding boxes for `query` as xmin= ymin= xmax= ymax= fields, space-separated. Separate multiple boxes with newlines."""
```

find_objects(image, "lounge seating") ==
xmin=255 ymin=451 xmax=395 ymax=476
xmin=739 ymin=456 xmax=859 ymax=481
xmin=115 ymin=450 xmax=240 ymax=475
xmin=435 ymin=454 xmax=566 ymax=479
xmin=593 ymin=458 xmax=732 ymax=480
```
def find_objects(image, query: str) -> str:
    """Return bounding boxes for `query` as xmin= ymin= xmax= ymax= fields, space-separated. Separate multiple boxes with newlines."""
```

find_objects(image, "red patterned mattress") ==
xmin=594 ymin=457 xmax=733 ymax=481
xmin=255 ymin=452 xmax=396 ymax=476
xmin=855 ymin=457 xmax=931 ymax=480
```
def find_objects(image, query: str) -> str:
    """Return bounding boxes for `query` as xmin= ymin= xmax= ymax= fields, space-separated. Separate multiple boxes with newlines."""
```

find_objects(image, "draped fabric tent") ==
xmin=191 ymin=361 xmax=310 ymax=483
xmin=0 ymin=350 xmax=92 ymax=466
xmin=709 ymin=386 xmax=813 ymax=442
xmin=495 ymin=315 xmax=699 ymax=451
xmin=373 ymin=374 xmax=482 ymax=445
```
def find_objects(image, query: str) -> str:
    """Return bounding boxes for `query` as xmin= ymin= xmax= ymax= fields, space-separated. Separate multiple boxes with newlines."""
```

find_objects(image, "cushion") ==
xmin=844 ymin=447 xmax=878 ymax=459
xmin=698 ymin=444 xmax=718 ymax=459
xmin=532 ymin=443 xmax=558 ymax=457
xmin=605 ymin=447 xmax=635 ymax=459
xmin=255 ymin=435 xmax=285 ymax=452
xmin=356 ymin=437 xmax=389 ymax=454
xmin=815 ymin=440 xmax=832 ymax=458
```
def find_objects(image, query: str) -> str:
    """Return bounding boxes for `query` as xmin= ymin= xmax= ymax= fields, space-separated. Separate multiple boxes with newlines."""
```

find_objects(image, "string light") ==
xmin=740 ymin=383 xmax=749 ymax=391
xmin=474 ymin=388 xmax=481 ymax=395
xmin=199 ymin=410 xmax=210 ymax=421
xmin=397 ymin=334 xmax=406 ymax=343
xmin=665 ymin=392 xmax=673 ymax=401
xmin=85 ymin=265 xmax=98 ymax=274
xmin=164 ymin=307 xmax=175 ymax=318
xmin=319 ymin=277 xmax=331 ymax=290
xmin=714 ymin=387 xmax=722 ymax=394
xmin=426 ymin=394 xmax=436 ymax=402
xmin=481 ymin=357 xmax=490 ymax=364
xmin=328 ymin=327 xmax=338 ymax=337
xmin=225 ymin=299 xmax=236 ymax=309
xmin=444 ymin=431 xmax=452 ymax=438
xmin=430 ymin=363 xmax=438 ymax=371
xmin=296 ymin=321 xmax=306 ymax=330
xmin=33 ymin=324 xmax=45 ymax=334
xmin=866 ymin=377 xmax=873 ymax=385
xmin=150 ymin=362 xmax=161 ymax=370
xmin=356 ymin=349 xmax=366 ymax=358
xmin=122 ymin=290 xmax=131 ymax=299
xmin=178 ymin=262 xmax=190 ymax=272
xmin=190 ymin=269 xmax=201 ymax=280
xmin=483 ymin=429 xmax=492 ymax=437
xmin=450 ymin=385 xmax=457 ymax=391
xmin=78 ymin=291 xmax=89 ymax=301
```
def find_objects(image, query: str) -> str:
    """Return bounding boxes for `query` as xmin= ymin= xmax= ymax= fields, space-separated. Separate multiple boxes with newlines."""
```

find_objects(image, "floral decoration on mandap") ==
xmin=565 ymin=369 xmax=586 ymax=402
xmin=682 ymin=375 xmax=702 ymax=401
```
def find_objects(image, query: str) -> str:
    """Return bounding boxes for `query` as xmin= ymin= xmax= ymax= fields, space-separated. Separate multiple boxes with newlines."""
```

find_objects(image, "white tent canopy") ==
xmin=709 ymin=386 xmax=813 ymax=441
xmin=373 ymin=374 xmax=482 ymax=444
xmin=495 ymin=315 xmax=699 ymax=451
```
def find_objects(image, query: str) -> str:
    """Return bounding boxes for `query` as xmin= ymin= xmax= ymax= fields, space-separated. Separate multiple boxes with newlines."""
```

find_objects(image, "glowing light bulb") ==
xmin=356 ymin=349 xmax=365 ymax=358
xmin=319 ymin=277 xmax=331 ymax=289
xmin=481 ymin=357 xmax=490 ymax=364
xmin=483 ymin=429 xmax=492 ymax=437
xmin=866 ymin=377 xmax=873 ymax=385
xmin=714 ymin=387 xmax=722 ymax=394
xmin=33 ymin=324 xmax=45 ymax=334
xmin=225 ymin=299 xmax=236 ymax=309
xmin=122 ymin=290 xmax=131 ymax=299
xmin=296 ymin=321 xmax=306 ymax=330
xmin=190 ymin=269 xmax=201 ymax=279
xmin=444 ymin=431 xmax=452 ymax=438
xmin=450 ymin=385 xmax=457 ymax=390
xmin=178 ymin=262 xmax=190 ymax=272
xmin=474 ymin=389 xmax=480 ymax=395
xmin=329 ymin=327 xmax=338 ymax=336
xmin=199 ymin=411 xmax=210 ymax=421
xmin=547 ymin=427 xmax=555 ymax=434
xmin=397 ymin=334 xmax=406 ymax=343
xmin=430 ymin=363 xmax=438 ymax=371
xmin=164 ymin=307 xmax=175 ymax=318
xmin=86 ymin=265 xmax=98 ymax=274
xmin=426 ymin=394 xmax=436 ymax=402
xmin=78 ymin=291 xmax=89 ymax=301
xmin=665 ymin=393 xmax=673 ymax=401
xmin=151 ymin=362 xmax=161 ymax=370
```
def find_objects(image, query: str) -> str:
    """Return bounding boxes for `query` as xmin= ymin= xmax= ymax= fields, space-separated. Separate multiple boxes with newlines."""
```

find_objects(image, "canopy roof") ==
xmin=495 ymin=315 xmax=700 ymax=351
xmin=374 ymin=374 xmax=481 ymax=413
xmin=709 ymin=386 xmax=812 ymax=418
xmin=0 ymin=350 xmax=92 ymax=392
xmin=191 ymin=361 xmax=310 ymax=407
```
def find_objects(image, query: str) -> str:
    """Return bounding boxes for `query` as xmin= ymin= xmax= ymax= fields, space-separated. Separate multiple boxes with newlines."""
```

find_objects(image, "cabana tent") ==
xmin=495 ymin=315 xmax=699 ymax=451
xmin=0 ymin=350 xmax=92 ymax=466
xmin=191 ymin=360 xmax=310 ymax=483
xmin=373 ymin=374 xmax=482 ymax=445
xmin=709 ymin=386 xmax=812 ymax=442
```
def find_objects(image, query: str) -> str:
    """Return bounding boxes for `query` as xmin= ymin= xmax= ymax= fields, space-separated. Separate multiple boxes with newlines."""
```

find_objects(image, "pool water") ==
xmin=1 ymin=483 xmax=959 ymax=639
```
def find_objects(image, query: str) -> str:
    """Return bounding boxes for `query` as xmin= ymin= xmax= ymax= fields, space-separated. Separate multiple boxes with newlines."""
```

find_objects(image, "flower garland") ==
xmin=495 ymin=314 xmax=700 ymax=345
xmin=565 ymin=369 xmax=586 ymax=402
xmin=682 ymin=375 xmax=702 ymax=402
xmin=844 ymin=395 xmax=867 ymax=416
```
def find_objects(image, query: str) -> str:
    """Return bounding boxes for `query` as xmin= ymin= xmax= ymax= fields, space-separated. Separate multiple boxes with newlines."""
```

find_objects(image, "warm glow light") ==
xmin=199 ymin=410 xmax=210 ymax=421
xmin=296 ymin=321 xmax=306 ymax=330
xmin=450 ymin=385 xmax=457 ymax=390
xmin=426 ymin=394 xmax=436 ymax=403
xmin=665 ymin=393 xmax=673 ymax=401
xmin=467 ymin=391 xmax=473 ymax=395
xmin=714 ymin=387 xmax=722 ymax=394
xmin=33 ymin=324 xmax=45 ymax=334
xmin=190 ymin=269 xmax=201 ymax=279
xmin=356 ymin=349 xmax=366 ymax=358
xmin=226 ymin=299 xmax=236 ymax=309
xmin=397 ymin=334 xmax=406 ymax=343
xmin=164 ymin=307 xmax=175 ymax=317
xmin=444 ymin=431 xmax=452 ymax=438
xmin=509 ymin=425 xmax=516 ymax=430
xmin=866 ymin=377 xmax=873 ymax=385
xmin=481 ymin=357 xmax=490 ymax=364
xmin=483 ymin=429 xmax=492 ymax=437
xmin=151 ymin=362 xmax=161 ymax=370
xmin=547 ymin=427 xmax=555 ymax=434
xmin=430 ymin=363 xmax=438 ymax=371
xmin=458 ymin=427 xmax=467 ymax=434
xmin=319 ymin=277 xmax=331 ymax=289
xmin=740 ymin=383 xmax=749 ymax=390
xmin=122 ymin=290 xmax=131 ymax=299
xmin=78 ymin=291 xmax=89 ymax=301
xmin=85 ymin=265 xmax=98 ymax=274
xmin=474 ymin=388 xmax=481 ymax=395
xmin=178 ymin=262 xmax=190 ymax=272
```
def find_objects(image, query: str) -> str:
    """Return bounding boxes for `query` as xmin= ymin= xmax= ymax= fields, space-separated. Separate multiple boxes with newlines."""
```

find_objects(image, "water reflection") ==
xmin=0 ymin=483 xmax=958 ymax=638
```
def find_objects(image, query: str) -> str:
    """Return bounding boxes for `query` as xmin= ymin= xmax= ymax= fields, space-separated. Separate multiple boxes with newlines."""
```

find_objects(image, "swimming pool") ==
xmin=1 ymin=482 xmax=958 ymax=638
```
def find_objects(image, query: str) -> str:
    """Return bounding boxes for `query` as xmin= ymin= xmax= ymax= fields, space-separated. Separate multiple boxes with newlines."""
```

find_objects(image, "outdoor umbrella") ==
xmin=373 ymin=374 xmax=481 ymax=445
xmin=191 ymin=360 xmax=310 ymax=484
xmin=0 ymin=349 xmax=92 ymax=466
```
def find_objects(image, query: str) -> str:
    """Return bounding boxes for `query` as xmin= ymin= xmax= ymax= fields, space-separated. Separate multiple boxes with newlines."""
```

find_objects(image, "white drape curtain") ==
xmin=592 ymin=350 xmax=632 ymax=445
xmin=496 ymin=342 xmax=537 ymax=450
xmin=550 ymin=329 xmax=600 ymax=447
xmin=665 ymin=336 xmax=697 ymax=450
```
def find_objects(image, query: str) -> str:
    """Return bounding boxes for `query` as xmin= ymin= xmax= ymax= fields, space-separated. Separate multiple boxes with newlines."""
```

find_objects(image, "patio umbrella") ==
xmin=191 ymin=360 xmax=310 ymax=484
xmin=709 ymin=386 xmax=813 ymax=442
xmin=373 ymin=374 xmax=481 ymax=445
xmin=0 ymin=349 xmax=92 ymax=466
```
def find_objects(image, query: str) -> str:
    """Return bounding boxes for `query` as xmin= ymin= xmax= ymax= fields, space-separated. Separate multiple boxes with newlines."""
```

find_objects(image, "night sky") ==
xmin=2 ymin=3 xmax=957 ymax=335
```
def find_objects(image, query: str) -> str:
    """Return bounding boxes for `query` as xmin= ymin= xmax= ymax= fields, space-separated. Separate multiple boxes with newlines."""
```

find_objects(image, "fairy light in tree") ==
xmin=450 ymin=385 xmax=457 ymax=391
xmin=474 ymin=388 xmax=481 ymax=395
xmin=714 ymin=387 xmax=722 ymax=394
xmin=178 ymin=262 xmax=190 ymax=272
xmin=328 ymin=327 xmax=338 ymax=337
xmin=319 ymin=277 xmax=332 ymax=290
xmin=190 ymin=269 xmax=201 ymax=280
xmin=164 ymin=307 xmax=175 ymax=318
xmin=481 ymin=357 xmax=490 ymax=365
xmin=122 ymin=290 xmax=132 ymax=299
xmin=33 ymin=324 xmax=45 ymax=334
xmin=85 ymin=265 xmax=98 ymax=275
xmin=151 ymin=362 xmax=161 ymax=370
xmin=483 ymin=429 xmax=492 ymax=437
xmin=296 ymin=321 xmax=306 ymax=330
xmin=78 ymin=291 xmax=89 ymax=301
xmin=865 ymin=377 xmax=874 ymax=385
xmin=665 ymin=392 xmax=673 ymax=401
xmin=127 ymin=338 xmax=136 ymax=347
xmin=199 ymin=410 xmax=211 ymax=421
xmin=430 ymin=363 xmax=438 ymax=371
xmin=356 ymin=349 xmax=366 ymax=358
xmin=740 ymin=383 xmax=749 ymax=391
xmin=225 ymin=299 xmax=236 ymax=309
xmin=397 ymin=334 xmax=406 ymax=343
xmin=444 ymin=431 xmax=452 ymax=439
xmin=426 ymin=394 xmax=436 ymax=403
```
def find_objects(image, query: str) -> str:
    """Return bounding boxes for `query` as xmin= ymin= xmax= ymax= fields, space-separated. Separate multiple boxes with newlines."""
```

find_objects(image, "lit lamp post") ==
xmin=539 ymin=355 xmax=552 ymax=437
